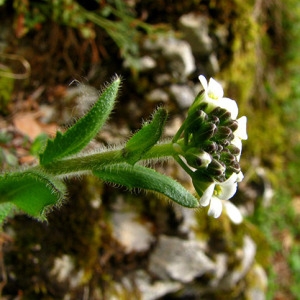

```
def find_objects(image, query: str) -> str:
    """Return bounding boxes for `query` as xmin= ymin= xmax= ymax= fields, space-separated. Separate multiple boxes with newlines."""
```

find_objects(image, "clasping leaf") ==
xmin=93 ymin=163 xmax=199 ymax=208
xmin=40 ymin=76 xmax=121 ymax=165
xmin=0 ymin=169 xmax=66 ymax=221
xmin=123 ymin=107 xmax=167 ymax=164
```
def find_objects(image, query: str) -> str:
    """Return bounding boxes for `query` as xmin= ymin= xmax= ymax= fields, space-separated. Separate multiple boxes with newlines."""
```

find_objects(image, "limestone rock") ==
xmin=169 ymin=84 xmax=195 ymax=109
xmin=149 ymin=235 xmax=215 ymax=283
xmin=179 ymin=13 xmax=213 ymax=56
xmin=111 ymin=211 xmax=155 ymax=253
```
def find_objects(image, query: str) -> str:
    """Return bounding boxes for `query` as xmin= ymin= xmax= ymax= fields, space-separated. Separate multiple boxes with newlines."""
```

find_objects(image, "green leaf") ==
xmin=93 ymin=163 xmax=199 ymax=208
xmin=40 ymin=76 xmax=121 ymax=165
xmin=30 ymin=133 xmax=49 ymax=156
xmin=0 ymin=203 xmax=15 ymax=225
xmin=0 ymin=169 xmax=67 ymax=219
xmin=124 ymin=107 xmax=167 ymax=164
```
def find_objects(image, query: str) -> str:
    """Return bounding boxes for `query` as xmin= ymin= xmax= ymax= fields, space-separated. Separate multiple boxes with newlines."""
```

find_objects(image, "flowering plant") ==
xmin=0 ymin=75 xmax=247 ymax=225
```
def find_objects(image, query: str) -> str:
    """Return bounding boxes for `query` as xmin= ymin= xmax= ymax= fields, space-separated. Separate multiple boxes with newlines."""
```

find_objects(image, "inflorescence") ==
xmin=172 ymin=75 xmax=247 ymax=222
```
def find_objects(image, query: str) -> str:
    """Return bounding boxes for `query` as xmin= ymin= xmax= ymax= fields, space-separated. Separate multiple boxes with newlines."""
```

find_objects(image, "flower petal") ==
xmin=218 ymin=174 xmax=238 ymax=200
xmin=224 ymin=201 xmax=243 ymax=224
xmin=198 ymin=75 xmax=208 ymax=91
xmin=199 ymin=182 xmax=215 ymax=206
xmin=207 ymin=78 xmax=224 ymax=100
xmin=208 ymin=196 xmax=223 ymax=218
xmin=236 ymin=171 xmax=244 ymax=183
xmin=236 ymin=116 xmax=248 ymax=140
xmin=218 ymin=97 xmax=238 ymax=119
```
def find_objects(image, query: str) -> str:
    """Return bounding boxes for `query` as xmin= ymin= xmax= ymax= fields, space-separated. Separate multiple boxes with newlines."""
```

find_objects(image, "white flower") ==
xmin=199 ymin=75 xmax=223 ymax=100
xmin=200 ymin=173 xmax=238 ymax=218
xmin=223 ymin=201 xmax=243 ymax=224
xmin=198 ymin=75 xmax=238 ymax=119
xmin=235 ymin=116 xmax=248 ymax=140
xmin=231 ymin=117 xmax=247 ymax=161
xmin=207 ymin=197 xmax=243 ymax=223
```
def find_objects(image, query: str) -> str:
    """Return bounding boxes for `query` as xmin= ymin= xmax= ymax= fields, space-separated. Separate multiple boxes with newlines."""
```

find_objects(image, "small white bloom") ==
xmin=224 ymin=201 xmax=243 ymax=224
xmin=208 ymin=196 xmax=222 ymax=218
xmin=235 ymin=116 xmax=248 ymax=140
xmin=236 ymin=171 xmax=244 ymax=183
xmin=231 ymin=136 xmax=243 ymax=161
xmin=199 ymin=182 xmax=215 ymax=207
xmin=218 ymin=97 xmax=238 ymax=119
xmin=207 ymin=196 xmax=243 ymax=223
xmin=216 ymin=173 xmax=238 ymax=200
xmin=198 ymin=75 xmax=238 ymax=119
xmin=200 ymin=173 xmax=238 ymax=218
xmin=199 ymin=75 xmax=223 ymax=100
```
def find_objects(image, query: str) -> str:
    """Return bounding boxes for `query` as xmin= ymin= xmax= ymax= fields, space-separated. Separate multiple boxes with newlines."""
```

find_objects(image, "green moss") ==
xmin=3 ymin=176 xmax=107 ymax=298
xmin=0 ymin=73 xmax=14 ymax=114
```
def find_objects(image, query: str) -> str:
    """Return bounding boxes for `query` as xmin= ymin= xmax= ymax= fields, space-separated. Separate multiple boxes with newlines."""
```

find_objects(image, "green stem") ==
xmin=40 ymin=141 xmax=178 ymax=176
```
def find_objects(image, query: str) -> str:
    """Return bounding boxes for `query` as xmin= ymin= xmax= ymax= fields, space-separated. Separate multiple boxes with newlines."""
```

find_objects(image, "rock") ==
xmin=215 ymin=24 xmax=229 ymax=47
xmin=139 ymin=56 xmax=157 ymax=71
xmin=110 ymin=211 xmax=155 ymax=253
xmin=50 ymin=255 xmax=74 ymax=282
xmin=220 ymin=235 xmax=257 ymax=288
xmin=120 ymin=270 xmax=182 ymax=300
xmin=245 ymin=264 xmax=268 ymax=300
xmin=154 ymin=73 xmax=172 ymax=85
xmin=179 ymin=13 xmax=213 ymax=56
xmin=50 ymin=254 xmax=84 ymax=288
xmin=174 ymin=206 xmax=198 ymax=238
xmin=149 ymin=235 xmax=215 ymax=283
xmin=206 ymin=53 xmax=220 ymax=75
xmin=146 ymin=88 xmax=169 ymax=103
xmin=144 ymin=36 xmax=196 ymax=80
xmin=164 ymin=116 xmax=183 ymax=137
xmin=169 ymin=84 xmax=195 ymax=109
xmin=124 ymin=55 xmax=157 ymax=71
xmin=210 ymin=253 xmax=228 ymax=287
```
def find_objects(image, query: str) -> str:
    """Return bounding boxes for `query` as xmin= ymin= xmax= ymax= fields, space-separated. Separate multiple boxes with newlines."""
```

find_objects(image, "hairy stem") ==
xmin=39 ymin=141 xmax=177 ymax=176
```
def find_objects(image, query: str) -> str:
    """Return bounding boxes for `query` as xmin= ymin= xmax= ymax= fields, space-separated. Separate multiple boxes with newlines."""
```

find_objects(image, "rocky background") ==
xmin=0 ymin=0 xmax=299 ymax=299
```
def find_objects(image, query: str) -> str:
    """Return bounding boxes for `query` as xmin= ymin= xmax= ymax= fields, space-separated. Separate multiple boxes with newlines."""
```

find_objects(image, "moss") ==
xmin=3 ymin=176 xmax=107 ymax=299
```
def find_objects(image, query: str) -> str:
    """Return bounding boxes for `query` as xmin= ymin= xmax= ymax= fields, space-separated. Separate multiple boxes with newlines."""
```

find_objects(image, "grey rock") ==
xmin=124 ymin=55 xmax=157 ymax=71
xmin=220 ymin=235 xmax=257 ymax=288
xmin=179 ymin=13 xmax=213 ymax=56
xmin=121 ymin=270 xmax=182 ymax=300
xmin=215 ymin=24 xmax=229 ymax=47
xmin=206 ymin=53 xmax=220 ymax=75
xmin=245 ymin=264 xmax=268 ymax=300
xmin=210 ymin=254 xmax=228 ymax=287
xmin=169 ymin=84 xmax=195 ymax=109
xmin=144 ymin=36 xmax=196 ymax=80
xmin=154 ymin=73 xmax=172 ymax=85
xmin=111 ymin=211 xmax=155 ymax=253
xmin=149 ymin=235 xmax=215 ymax=283
xmin=50 ymin=255 xmax=84 ymax=288
xmin=174 ymin=206 xmax=198 ymax=238
xmin=146 ymin=88 xmax=169 ymax=103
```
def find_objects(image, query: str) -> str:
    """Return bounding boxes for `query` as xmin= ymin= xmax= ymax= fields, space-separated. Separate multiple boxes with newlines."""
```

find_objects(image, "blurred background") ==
xmin=0 ymin=0 xmax=300 ymax=299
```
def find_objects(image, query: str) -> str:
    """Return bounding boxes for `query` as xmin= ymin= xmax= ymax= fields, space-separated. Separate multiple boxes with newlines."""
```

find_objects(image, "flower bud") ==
xmin=208 ymin=115 xmax=220 ymax=126
xmin=214 ymin=126 xmax=232 ymax=140
xmin=185 ymin=149 xmax=212 ymax=169
xmin=226 ymin=161 xmax=241 ymax=174
xmin=185 ymin=110 xmax=208 ymax=133
xmin=227 ymin=144 xmax=241 ymax=156
xmin=220 ymin=152 xmax=236 ymax=164
xmin=203 ymin=141 xmax=218 ymax=154
xmin=211 ymin=107 xmax=232 ymax=122
xmin=224 ymin=120 xmax=239 ymax=131
xmin=194 ymin=123 xmax=217 ymax=142
xmin=207 ymin=159 xmax=226 ymax=177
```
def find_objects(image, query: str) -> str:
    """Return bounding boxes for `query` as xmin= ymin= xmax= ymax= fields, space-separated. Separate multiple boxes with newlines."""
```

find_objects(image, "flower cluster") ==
xmin=172 ymin=75 xmax=247 ymax=223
